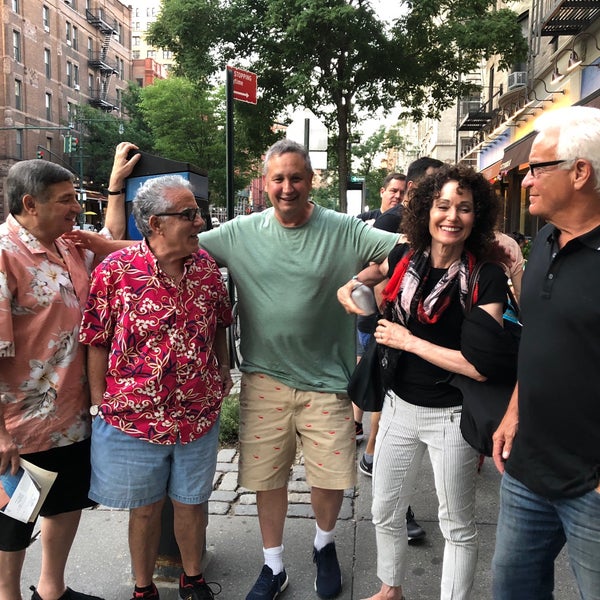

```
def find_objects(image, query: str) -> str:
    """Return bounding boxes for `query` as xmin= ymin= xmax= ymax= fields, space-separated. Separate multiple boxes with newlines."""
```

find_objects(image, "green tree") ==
xmin=70 ymin=103 xmax=154 ymax=191
xmin=352 ymin=125 xmax=415 ymax=204
xmin=149 ymin=0 xmax=527 ymax=212
xmin=138 ymin=77 xmax=227 ymax=204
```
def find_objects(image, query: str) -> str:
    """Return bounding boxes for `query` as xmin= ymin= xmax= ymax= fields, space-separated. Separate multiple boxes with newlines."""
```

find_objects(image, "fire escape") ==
xmin=529 ymin=0 xmax=600 ymax=82
xmin=86 ymin=7 xmax=119 ymax=111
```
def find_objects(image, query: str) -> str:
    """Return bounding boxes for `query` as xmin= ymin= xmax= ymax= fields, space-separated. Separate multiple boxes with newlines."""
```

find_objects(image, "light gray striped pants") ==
xmin=371 ymin=393 xmax=480 ymax=599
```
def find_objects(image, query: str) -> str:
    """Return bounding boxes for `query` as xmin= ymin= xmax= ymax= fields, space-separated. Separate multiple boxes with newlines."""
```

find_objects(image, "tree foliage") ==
xmin=352 ymin=125 xmax=413 ymax=208
xmin=71 ymin=102 xmax=154 ymax=191
xmin=148 ymin=0 xmax=527 ymax=211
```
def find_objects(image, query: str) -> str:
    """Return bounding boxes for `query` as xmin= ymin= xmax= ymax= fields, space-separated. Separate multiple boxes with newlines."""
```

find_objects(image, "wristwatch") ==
xmin=89 ymin=404 xmax=100 ymax=417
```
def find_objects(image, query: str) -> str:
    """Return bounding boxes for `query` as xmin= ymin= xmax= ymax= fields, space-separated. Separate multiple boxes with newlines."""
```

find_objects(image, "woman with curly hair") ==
xmin=338 ymin=164 xmax=509 ymax=600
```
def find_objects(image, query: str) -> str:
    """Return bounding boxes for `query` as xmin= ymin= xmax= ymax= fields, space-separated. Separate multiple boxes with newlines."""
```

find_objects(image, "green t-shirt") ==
xmin=199 ymin=203 xmax=398 ymax=393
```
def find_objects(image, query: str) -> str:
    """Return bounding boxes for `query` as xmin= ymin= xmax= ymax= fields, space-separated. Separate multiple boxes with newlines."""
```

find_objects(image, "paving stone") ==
xmin=288 ymin=480 xmax=310 ymax=493
xmin=291 ymin=465 xmax=306 ymax=481
xmin=210 ymin=490 xmax=238 ymax=503
xmin=218 ymin=471 xmax=239 ymax=491
xmin=234 ymin=504 xmax=258 ymax=516
xmin=343 ymin=487 xmax=356 ymax=498
xmin=208 ymin=502 xmax=230 ymax=516
xmin=215 ymin=462 xmax=239 ymax=473
xmin=217 ymin=448 xmax=237 ymax=463
xmin=238 ymin=493 xmax=257 ymax=505
xmin=288 ymin=493 xmax=311 ymax=504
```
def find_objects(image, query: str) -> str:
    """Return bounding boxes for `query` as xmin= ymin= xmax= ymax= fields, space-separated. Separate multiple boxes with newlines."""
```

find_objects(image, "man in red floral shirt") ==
xmin=79 ymin=176 xmax=232 ymax=600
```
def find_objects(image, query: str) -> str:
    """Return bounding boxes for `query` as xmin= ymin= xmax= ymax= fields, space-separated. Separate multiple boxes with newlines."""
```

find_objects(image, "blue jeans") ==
xmin=493 ymin=472 xmax=600 ymax=600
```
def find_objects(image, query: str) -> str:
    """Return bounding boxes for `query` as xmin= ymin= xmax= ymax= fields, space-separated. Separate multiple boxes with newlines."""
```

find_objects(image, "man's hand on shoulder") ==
xmin=62 ymin=230 xmax=135 ymax=258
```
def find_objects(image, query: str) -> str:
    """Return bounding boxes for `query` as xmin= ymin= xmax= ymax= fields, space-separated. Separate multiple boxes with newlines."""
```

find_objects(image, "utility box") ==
xmin=125 ymin=151 xmax=210 ymax=239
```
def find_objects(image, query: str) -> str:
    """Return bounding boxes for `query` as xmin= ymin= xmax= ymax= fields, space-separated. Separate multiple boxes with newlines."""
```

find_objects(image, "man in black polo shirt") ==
xmin=492 ymin=106 xmax=600 ymax=600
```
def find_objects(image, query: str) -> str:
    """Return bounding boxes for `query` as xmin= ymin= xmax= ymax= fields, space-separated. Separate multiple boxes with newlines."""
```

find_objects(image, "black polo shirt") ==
xmin=506 ymin=223 xmax=600 ymax=499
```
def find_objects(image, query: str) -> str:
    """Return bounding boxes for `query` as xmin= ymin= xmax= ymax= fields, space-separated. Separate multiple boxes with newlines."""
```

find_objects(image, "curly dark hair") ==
xmin=402 ymin=164 xmax=501 ymax=261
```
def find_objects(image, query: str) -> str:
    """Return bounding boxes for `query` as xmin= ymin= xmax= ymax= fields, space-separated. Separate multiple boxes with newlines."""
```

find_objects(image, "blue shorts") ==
xmin=89 ymin=417 xmax=220 ymax=509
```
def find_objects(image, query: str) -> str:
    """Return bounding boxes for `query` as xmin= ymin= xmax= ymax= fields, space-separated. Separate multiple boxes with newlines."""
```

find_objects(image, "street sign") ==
xmin=227 ymin=66 xmax=257 ymax=105
xmin=286 ymin=108 xmax=328 ymax=169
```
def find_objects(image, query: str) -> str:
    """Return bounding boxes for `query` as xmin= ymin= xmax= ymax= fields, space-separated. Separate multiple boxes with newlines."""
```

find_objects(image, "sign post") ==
xmin=226 ymin=66 xmax=257 ymax=105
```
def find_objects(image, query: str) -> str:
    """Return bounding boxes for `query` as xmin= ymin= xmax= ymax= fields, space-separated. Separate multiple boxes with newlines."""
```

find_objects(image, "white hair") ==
xmin=534 ymin=106 xmax=600 ymax=193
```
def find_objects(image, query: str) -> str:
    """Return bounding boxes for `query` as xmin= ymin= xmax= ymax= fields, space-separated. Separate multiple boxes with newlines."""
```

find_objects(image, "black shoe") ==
xmin=355 ymin=421 xmax=365 ymax=443
xmin=358 ymin=454 xmax=373 ymax=477
xmin=179 ymin=574 xmax=221 ymax=600
xmin=30 ymin=587 xmax=104 ymax=600
xmin=313 ymin=542 xmax=342 ymax=599
xmin=406 ymin=506 xmax=426 ymax=542
xmin=129 ymin=584 xmax=160 ymax=600
xmin=245 ymin=565 xmax=289 ymax=600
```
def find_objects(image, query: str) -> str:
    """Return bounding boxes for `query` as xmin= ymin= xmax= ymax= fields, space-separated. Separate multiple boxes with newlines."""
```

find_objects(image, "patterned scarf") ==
xmin=381 ymin=247 xmax=476 ymax=326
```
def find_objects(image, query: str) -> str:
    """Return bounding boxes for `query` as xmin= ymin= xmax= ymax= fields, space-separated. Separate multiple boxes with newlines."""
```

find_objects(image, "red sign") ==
xmin=227 ymin=66 xmax=257 ymax=105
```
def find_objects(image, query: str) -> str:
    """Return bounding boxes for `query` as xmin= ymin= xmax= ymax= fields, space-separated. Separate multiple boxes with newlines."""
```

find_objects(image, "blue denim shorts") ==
xmin=89 ymin=417 xmax=220 ymax=509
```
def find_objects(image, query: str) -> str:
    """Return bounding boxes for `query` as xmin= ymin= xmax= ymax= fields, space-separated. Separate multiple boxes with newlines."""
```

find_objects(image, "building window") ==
xmin=120 ymin=58 xmax=125 ymax=79
xmin=132 ymin=50 xmax=140 ymax=59
xmin=132 ymin=36 xmax=140 ymax=47
xmin=45 ymin=92 xmax=52 ymax=120
xmin=88 ymin=73 xmax=93 ymax=92
xmin=72 ymin=26 xmax=78 ymax=50
xmin=163 ymin=50 xmax=172 ymax=59
xmin=66 ymin=21 xmax=72 ymax=46
xmin=135 ymin=7 xmax=139 ymax=17
xmin=116 ymin=88 xmax=122 ymax=109
xmin=12 ymin=0 xmax=20 ymax=13
xmin=43 ymin=5 xmax=50 ymax=30
xmin=16 ymin=129 xmax=23 ymax=159
xmin=74 ymin=64 xmax=79 ymax=87
xmin=147 ymin=50 xmax=155 ymax=58
xmin=87 ymin=36 xmax=93 ymax=58
xmin=67 ymin=102 xmax=75 ymax=125
xmin=117 ymin=23 xmax=123 ymax=45
xmin=15 ymin=79 xmax=22 ymax=111
xmin=13 ymin=30 xmax=21 ymax=62
xmin=44 ymin=48 xmax=51 ymax=78
xmin=66 ymin=61 xmax=72 ymax=87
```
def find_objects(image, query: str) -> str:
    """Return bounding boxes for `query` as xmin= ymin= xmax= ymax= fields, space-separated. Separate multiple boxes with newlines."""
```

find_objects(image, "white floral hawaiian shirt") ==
xmin=0 ymin=215 xmax=92 ymax=453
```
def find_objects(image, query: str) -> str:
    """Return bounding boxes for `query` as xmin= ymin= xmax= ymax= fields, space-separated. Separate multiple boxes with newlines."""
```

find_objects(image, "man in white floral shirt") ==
xmin=0 ymin=145 xmax=138 ymax=600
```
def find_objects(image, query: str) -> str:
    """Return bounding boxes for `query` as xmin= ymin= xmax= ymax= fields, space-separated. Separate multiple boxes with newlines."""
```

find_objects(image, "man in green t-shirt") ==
xmin=200 ymin=139 xmax=398 ymax=600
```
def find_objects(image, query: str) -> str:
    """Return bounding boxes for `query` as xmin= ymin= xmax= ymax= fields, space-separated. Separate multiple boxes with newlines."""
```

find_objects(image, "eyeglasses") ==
xmin=527 ymin=160 xmax=567 ymax=177
xmin=154 ymin=208 xmax=200 ymax=222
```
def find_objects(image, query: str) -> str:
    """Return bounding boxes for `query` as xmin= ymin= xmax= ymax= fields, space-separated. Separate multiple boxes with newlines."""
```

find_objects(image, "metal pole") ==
xmin=226 ymin=69 xmax=234 ymax=222
xmin=304 ymin=118 xmax=310 ymax=151
xmin=225 ymin=68 xmax=237 ymax=366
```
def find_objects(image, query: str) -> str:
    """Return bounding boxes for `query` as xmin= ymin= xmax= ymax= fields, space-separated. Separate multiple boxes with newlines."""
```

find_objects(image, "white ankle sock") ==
xmin=314 ymin=523 xmax=335 ymax=551
xmin=263 ymin=545 xmax=284 ymax=575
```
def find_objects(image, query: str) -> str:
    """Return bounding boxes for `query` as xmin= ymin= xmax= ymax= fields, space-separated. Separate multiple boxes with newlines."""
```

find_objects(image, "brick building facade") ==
xmin=0 ymin=0 xmax=132 ymax=221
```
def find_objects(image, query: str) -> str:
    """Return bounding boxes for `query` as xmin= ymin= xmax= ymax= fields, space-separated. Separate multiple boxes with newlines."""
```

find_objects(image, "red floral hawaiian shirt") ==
xmin=79 ymin=241 xmax=232 ymax=444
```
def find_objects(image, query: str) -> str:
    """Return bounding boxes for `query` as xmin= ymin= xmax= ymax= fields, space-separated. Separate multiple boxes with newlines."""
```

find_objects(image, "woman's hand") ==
xmin=375 ymin=318 xmax=413 ymax=351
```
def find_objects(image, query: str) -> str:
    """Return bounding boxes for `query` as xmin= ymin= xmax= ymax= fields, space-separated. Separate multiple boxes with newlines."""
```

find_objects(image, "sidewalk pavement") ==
xmin=20 ymin=416 xmax=581 ymax=600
